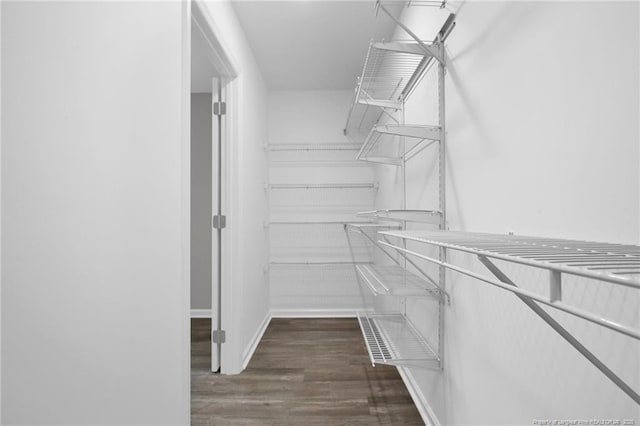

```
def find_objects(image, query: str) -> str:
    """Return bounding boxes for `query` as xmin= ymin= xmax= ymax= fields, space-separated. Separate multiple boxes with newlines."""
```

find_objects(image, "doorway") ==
xmin=190 ymin=0 xmax=236 ymax=373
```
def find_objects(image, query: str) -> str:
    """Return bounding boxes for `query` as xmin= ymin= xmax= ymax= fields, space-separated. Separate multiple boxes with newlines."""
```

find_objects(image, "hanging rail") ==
xmin=270 ymin=260 xmax=371 ymax=266
xmin=357 ymin=209 xmax=442 ymax=224
xmin=268 ymin=143 xmax=362 ymax=152
xmin=267 ymin=183 xmax=379 ymax=190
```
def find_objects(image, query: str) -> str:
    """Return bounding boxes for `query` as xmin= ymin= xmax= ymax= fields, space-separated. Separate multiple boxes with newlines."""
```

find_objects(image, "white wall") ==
xmin=2 ymin=1 xmax=188 ymax=424
xmin=268 ymin=90 xmax=376 ymax=315
xmin=191 ymin=94 xmax=213 ymax=311
xmin=375 ymin=1 xmax=640 ymax=424
xmin=202 ymin=1 xmax=270 ymax=373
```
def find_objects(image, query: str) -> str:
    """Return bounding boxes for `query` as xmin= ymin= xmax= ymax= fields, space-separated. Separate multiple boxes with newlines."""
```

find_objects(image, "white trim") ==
xmin=192 ymin=0 xmax=239 ymax=78
xmin=397 ymin=366 xmax=441 ymax=426
xmin=190 ymin=309 xmax=213 ymax=318
xmin=242 ymin=312 xmax=272 ymax=369
xmin=180 ymin=1 xmax=192 ymax=424
xmin=271 ymin=309 xmax=358 ymax=318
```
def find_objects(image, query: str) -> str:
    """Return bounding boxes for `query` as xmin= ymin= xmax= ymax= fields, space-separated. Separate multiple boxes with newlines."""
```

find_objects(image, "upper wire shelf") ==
xmin=378 ymin=230 xmax=640 ymax=341
xmin=343 ymin=12 xmax=455 ymax=140
xmin=380 ymin=230 xmax=640 ymax=288
xmin=344 ymin=40 xmax=442 ymax=140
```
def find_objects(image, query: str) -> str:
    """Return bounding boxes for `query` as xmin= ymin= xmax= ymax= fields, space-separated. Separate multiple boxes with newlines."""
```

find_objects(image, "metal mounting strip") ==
xmin=478 ymin=256 xmax=640 ymax=405
xmin=377 ymin=240 xmax=640 ymax=340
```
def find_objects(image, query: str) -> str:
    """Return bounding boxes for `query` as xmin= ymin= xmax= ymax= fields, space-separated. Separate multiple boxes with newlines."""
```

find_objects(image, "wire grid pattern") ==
xmin=356 ymin=264 xmax=441 ymax=298
xmin=357 ymin=312 xmax=439 ymax=367
xmin=270 ymin=222 xmax=372 ymax=262
xmin=359 ymin=41 xmax=433 ymax=103
xmin=358 ymin=130 xmax=439 ymax=165
xmin=381 ymin=231 xmax=640 ymax=287
xmin=269 ymin=186 xmax=377 ymax=209
xmin=269 ymin=263 xmax=358 ymax=281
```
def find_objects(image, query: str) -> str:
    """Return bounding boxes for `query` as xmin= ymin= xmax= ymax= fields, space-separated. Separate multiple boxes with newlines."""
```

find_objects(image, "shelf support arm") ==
xmin=478 ymin=255 xmax=640 ymax=405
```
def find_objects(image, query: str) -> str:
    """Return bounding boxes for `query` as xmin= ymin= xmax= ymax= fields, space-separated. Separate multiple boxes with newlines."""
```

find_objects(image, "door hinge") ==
xmin=212 ymin=329 xmax=226 ymax=344
xmin=213 ymin=215 xmax=226 ymax=229
xmin=213 ymin=102 xmax=226 ymax=116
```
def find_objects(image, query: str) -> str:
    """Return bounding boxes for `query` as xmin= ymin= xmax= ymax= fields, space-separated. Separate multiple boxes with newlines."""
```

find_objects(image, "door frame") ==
xmin=183 ymin=0 xmax=239 ymax=420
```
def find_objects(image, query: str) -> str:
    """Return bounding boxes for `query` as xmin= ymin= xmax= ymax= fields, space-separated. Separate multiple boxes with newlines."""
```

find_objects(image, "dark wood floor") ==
xmin=191 ymin=318 xmax=423 ymax=425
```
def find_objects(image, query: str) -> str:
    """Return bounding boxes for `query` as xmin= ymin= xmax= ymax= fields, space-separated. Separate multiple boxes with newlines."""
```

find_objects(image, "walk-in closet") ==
xmin=1 ymin=0 xmax=638 ymax=425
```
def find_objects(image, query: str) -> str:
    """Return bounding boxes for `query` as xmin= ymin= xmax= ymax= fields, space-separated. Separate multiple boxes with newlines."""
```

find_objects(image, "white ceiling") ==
xmin=230 ymin=0 xmax=402 ymax=90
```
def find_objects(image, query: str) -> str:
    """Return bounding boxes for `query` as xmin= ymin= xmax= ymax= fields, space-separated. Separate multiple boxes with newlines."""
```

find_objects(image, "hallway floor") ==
xmin=191 ymin=317 xmax=423 ymax=425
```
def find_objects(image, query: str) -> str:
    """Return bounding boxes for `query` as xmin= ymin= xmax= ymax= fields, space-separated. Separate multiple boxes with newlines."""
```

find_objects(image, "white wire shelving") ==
xmin=378 ymin=229 xmax=640 ymax=403
xmin=357 ymin=312 xmax=440 ymax=369
xmin=357 ymin=209 xmax=442 ymax=225
xmin=379 ymin=230 xmax=640 ymax=291
xmin=343 ymin=39 xmax=442 ymax=146
xmin=343 ymin=11 xmax=455 ymax=167
xmin=355 ymin=264 xmax=441 ymax=298
xmin=356 ymin=124 xmax=441 ymax=165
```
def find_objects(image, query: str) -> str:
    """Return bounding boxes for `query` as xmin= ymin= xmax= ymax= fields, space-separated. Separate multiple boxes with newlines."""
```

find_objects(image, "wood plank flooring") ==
xmin=191 ymin=318 xmax=424 ymax=425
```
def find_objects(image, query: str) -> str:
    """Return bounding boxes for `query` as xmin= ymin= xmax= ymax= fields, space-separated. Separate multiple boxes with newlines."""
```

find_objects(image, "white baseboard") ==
xmin=190 ymin=309 xmax=212 ymax=318
xmin=397 ymin=366 xmax=440 ymax=426
xmin=271 ymin=308 xmax=358 ymax=318
xmin=242 ymin=312 xmax=272 ymax=369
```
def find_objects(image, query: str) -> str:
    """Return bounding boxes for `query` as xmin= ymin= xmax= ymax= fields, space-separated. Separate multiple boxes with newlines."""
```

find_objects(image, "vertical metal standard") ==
xmin=478 ymin=256 xmax=640 ymax=405
xmin=436 ymin=40 xmax=446 ymax=369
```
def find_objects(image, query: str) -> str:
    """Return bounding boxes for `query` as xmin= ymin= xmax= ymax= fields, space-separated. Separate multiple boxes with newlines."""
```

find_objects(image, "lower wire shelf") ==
xmin=357 ymin=312 xmax=440 ymax=369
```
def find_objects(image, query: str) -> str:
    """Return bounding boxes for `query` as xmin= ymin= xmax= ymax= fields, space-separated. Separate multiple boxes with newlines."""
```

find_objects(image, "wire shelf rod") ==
xmin=269 ymin=260 xmax=372 ymax=265
xmin=357 ymin=209 xmax=442 ymax=224
xmin=268 ymin=143 xmax=362 ymax=152
xmin=270 ymin=220 xmax=373 ymax=225
xmin=270 ymin=160 xmax=372 ymax=168
xmin=268 ymin=183 xmax=378 ymax=190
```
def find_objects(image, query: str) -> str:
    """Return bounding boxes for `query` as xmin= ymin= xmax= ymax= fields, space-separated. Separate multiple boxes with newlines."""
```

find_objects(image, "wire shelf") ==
xmin=269 ymin=262 xmax=360 ymax=288
xmin=356 ymin=264 xmax=442 ymax=298
xmin=344 ymin=39 xmax=441 ymax=140
xmin=269 ymin=185 xmax=377 ymax=215
xmin=357 ymin=209 xmax=442 ymax=224
xmin=270 ymin=222 xmax=371 ymax=261
xmin=356 ymin=124 xmax=441 ymax=165
xmin=268 ymin=183 xmax=377 ymax=190
xmin=268 ymin=143 xmax=362 ymax=152
xmin=380 ymin=230 xmax=640 ymax=287
xmin=357 ymin=312 xmax=440 ymax=369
